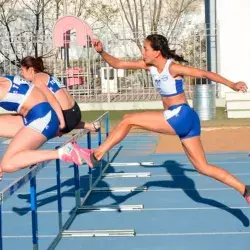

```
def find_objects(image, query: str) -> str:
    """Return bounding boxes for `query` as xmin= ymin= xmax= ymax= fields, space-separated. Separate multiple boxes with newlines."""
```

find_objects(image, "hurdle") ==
xmin=48 ymin=115 xmax=149 ymax=249
xmin=0 ymin=112 xmax=110 ymax=250
xmin=0 ymin=110 xmax=154 ymax=249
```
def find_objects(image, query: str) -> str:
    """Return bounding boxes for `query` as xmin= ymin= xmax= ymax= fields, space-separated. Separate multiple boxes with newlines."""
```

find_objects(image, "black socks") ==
xmin=243 ymin=185 xmax=250 ymax=197
xmin=90 ymin=153 xmax=100 ymax=166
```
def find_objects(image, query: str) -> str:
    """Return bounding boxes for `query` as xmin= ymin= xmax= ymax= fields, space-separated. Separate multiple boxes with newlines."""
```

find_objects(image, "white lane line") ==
xmin=4 ymin=206 xmax=250 ymax=214
xmin=137 ymin=231 xmax=250 ymax=236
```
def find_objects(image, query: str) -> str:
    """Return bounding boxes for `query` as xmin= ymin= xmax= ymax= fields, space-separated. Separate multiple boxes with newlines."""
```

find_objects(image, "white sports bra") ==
xmin=149 ymin=59 xmax=184 ymax=97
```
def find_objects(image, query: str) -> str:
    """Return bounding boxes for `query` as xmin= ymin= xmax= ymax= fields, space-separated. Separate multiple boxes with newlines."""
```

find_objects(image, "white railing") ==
xmin=0 ymin=25 xmax=218 ymax=104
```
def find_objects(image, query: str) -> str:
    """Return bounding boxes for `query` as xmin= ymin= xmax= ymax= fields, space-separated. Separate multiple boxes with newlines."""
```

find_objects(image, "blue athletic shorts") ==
xmin=163 ymin=103 xmax=201 ymax=140
xmin=22 ymin=102 xmax=59 ymax=140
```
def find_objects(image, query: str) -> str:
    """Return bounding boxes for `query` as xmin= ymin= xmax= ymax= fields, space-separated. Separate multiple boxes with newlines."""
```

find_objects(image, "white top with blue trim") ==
xmin=149 ymin=59 xmax=184 ymax=97
xmin=0 ymin=75 xmax=34 ymax=112
xmin=47 ymin=76 xmax=65 ymax=93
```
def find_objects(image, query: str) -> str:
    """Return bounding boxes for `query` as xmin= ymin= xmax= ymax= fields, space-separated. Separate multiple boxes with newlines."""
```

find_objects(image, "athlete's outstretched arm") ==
xmin=170 ymin=63 xmax=248 ymax=93
xmin=92 ymin=39 xmax=148 ymax=70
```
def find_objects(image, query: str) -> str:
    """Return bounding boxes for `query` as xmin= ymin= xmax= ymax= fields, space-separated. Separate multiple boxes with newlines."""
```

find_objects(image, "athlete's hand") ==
xmin=91 ymin=39 xmax=104 ymax=54
xmin=233 ymin=81 xmax=248 ymax=93
xmin=56 ymin=131 xmax=63 ymax=137
xmin=59 ymin=121 xmax=65 ymax=130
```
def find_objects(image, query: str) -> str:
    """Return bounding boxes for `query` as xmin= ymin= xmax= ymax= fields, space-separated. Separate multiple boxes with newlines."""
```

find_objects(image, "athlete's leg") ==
xmin=0 ymin=114 xmax=24 ymax=137
xmin=181 ymin=136 xmax=245 ymax=195
xmin=74 ymin=111 xmax=176 ymax=167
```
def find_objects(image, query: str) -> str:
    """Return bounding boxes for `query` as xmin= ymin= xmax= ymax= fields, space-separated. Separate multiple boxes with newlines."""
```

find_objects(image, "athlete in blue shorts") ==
xmin=78 ymin=34 xmax=250 ymax=204
xmin=0 ymin=75 xmax=86 ymax=178
xmin=20 ymin=56 xmax=100 ymax=135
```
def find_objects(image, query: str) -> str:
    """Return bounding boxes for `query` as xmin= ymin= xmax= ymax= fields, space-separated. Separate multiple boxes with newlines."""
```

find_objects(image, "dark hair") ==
xmin=20 ymin=56 xmax=45 ymax=72
xmin=146 ymin=34 xmax=188 ymax=63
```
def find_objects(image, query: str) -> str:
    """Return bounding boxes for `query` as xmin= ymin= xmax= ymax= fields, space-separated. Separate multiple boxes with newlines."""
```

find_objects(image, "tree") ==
xmin=0 ymin=0 xmax=120 ymax=71
xmin=117 ymin=0 xmax=201 ymax=51
xmin=0 ymin=0 xmax=58 ymax=73
xmin=0 ymin=0 xmax=20 ymax=67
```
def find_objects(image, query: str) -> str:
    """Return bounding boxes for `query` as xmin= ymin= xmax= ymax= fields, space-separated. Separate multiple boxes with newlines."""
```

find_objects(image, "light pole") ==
xmin=63 ymin=0 xmax=69 ymax=68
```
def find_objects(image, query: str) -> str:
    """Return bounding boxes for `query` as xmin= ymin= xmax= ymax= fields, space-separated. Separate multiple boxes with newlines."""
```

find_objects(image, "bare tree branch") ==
xmin=119 ymin=0 xmax=134 ymax=32
xmin=139 ymin=0 xmax=146 ymax=37
xmin=0 ymin=5 xmax=20 ymax=62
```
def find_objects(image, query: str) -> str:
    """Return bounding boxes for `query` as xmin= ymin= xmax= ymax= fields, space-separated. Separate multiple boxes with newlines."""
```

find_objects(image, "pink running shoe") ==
xmin=243 ymin=185 xmax=250 ymax=205
xmin=58 ymin=142 xmax=83 ymax=166
xmin=72 ymin=143 xmax=94 ymax=168
xmin=246 ymin=196 xmax=250 ymax=205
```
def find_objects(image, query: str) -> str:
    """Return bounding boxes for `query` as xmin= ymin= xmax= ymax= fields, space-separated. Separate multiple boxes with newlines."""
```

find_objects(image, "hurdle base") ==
xmin=62 ymin=229 xmax=136 ymax=237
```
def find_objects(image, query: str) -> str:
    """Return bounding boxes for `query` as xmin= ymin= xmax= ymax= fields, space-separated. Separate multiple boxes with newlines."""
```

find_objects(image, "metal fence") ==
xmin=0 ymin=25 xmax=218 ymax=104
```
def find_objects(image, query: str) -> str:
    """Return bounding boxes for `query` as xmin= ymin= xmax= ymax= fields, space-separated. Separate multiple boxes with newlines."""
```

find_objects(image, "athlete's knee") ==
xmin=121 ymin=114 xmax=134 ymax=125
xmin=195 ymin=163 xmax=213 ymax=176
xmin=0 ymin=161 xmax=14 ymax=173
xmin=123 ymin=113 xmax=130 ymax=119
xmin=0 ymin=153 xmax=17 ymax=172
xmin=122 ymin=113 xmax=134 ymax=121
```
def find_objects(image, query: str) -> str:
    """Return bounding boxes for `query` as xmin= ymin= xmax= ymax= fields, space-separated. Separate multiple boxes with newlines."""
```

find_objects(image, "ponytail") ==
xmin=146 ymin=34 xmax=188 ymax=63
xmin=20 ymin=56 xmax=45 ymax=72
